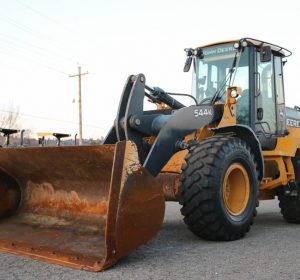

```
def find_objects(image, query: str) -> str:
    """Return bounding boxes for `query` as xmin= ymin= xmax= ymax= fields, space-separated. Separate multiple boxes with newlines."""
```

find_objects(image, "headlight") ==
xmin=233 ymin=42 xmax=240 ymax=49
xmin=230 ymin=89 xmax=238 ymax=98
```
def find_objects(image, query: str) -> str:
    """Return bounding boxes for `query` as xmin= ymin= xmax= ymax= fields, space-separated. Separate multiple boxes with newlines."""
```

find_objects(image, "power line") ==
xmin=0 ymin=11 xmax=90 ymax=68
xmin=0 ymin=50 xmax=68 ymax=76
xmin=0 ymin=109 xmax=106 ymax=130
xmin=14 ymin=0 xmax=74 ymax=33
xmin=0 ymin=32 xmax=76 ymax=65
xmin=0 ymin=15 xmax=78 ymax=64
xmin=0 ymin=36 xmax=71 ymax=73
xmin=0 ymin=15 xmax=48 ymax=41
xmin=0 ymin=41 xmax=69 ymax=76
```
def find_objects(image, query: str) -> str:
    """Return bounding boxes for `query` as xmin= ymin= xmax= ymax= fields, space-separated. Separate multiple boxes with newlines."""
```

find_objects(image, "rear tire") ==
xmin=179 ymin=136 xmax=259 ymax=241
xmin=278 ymin=186 xmax=300 ymax=223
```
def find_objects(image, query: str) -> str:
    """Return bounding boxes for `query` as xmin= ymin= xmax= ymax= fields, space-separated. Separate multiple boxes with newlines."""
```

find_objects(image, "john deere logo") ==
xmin=287 ymin=118 xmax=300 ymax=128
xmin=203 ymin=46 xmax=235 ymax=57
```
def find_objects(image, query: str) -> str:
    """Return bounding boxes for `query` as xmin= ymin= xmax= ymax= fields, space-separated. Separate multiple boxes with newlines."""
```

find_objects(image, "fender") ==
xmin=212 ymin=125 xmax=264 ymax=181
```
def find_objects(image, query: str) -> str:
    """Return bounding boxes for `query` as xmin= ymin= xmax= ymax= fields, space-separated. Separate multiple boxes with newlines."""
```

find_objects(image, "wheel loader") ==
xmin=0 ymin=37 xmax=299 ymax=271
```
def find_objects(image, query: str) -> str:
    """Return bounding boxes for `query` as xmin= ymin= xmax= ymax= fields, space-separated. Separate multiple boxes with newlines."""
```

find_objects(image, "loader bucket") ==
xmin=0 ymin=141 xmax=165 ymax=271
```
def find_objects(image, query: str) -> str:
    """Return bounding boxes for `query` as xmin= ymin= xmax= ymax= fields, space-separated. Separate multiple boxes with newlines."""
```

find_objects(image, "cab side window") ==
xmin=256 ymin=55 xmax=276 ymax=134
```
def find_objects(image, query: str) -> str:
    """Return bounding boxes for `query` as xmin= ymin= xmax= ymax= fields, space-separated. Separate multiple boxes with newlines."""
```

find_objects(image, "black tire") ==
xmin=179 ymin=135 xmax=259 ymax=241
xmin=278 ymin=187 xmax=300 ymax=223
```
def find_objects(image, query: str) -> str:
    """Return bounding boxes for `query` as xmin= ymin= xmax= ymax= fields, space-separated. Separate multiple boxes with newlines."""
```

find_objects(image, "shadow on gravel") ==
xmin=255 ymin=211 xmax=284 ymax=226
xmin=114 ymin=201 xmax=299 ymax=270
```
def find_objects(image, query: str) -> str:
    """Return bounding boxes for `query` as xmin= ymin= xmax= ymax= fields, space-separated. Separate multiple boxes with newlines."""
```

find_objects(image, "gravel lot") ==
xmin=1 ymin=200 xmax=300 ymax=280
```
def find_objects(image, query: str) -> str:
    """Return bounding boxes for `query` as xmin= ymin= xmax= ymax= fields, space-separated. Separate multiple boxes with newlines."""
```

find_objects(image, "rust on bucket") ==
xmin=0 ymin=141 xmax=165 ymax=271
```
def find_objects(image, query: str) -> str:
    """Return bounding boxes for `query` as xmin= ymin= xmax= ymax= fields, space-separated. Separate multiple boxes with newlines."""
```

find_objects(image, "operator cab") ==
xmin=185 ymin=38 xmax=292 ymax=150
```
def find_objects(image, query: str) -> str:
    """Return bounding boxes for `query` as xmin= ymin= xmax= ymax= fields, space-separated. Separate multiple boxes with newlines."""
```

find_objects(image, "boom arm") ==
xmin=104 ymin=73 xmax=223 ymax=176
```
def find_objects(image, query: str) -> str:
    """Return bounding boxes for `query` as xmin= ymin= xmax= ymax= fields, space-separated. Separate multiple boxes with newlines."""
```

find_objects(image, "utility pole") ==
xmin=69 ymin=66 xmax=88 ymax=145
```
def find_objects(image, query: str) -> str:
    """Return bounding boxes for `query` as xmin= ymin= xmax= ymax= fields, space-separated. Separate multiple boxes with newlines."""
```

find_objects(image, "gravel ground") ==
xmin=1 ymin=200 xmax=300 ymax=280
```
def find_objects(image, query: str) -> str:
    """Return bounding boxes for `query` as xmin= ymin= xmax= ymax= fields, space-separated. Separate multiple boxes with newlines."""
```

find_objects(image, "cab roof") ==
xmin=198 ymin=38 xmax=292 ymax=57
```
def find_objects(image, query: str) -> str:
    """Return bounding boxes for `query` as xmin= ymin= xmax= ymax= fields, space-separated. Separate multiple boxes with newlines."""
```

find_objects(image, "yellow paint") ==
xmin=217 ymin=87 xmax=237 ymax=128
xmin=158 ymin=81 xmax=300 ymax=195
xmin=162 ymin=150 xmax=188 ymax=173
xmin=260 ymin=126 xmax=300 ymax=190
xmin=260 ymin=156 xmax=295 ymax=190
xmin=222 ymin=163 xmax=250 ymax=216
xmin=263 ymin=127 xmax=300 ymax=157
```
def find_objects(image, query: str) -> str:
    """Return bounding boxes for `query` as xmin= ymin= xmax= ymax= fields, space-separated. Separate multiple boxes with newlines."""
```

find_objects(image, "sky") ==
xmin=0 ymin=0 xmax=300 ymax=139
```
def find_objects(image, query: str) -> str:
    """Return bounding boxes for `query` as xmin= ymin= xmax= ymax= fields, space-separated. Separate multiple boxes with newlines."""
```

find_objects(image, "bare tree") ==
xmin=0 ymin=106 xmax=19 ymax=128
xmin=0 ymin=105 xmax=20 ymax=146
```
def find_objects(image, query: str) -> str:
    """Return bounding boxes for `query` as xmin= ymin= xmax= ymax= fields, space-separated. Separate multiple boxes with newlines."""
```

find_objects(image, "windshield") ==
xmin=192 ymin=43 xmax=249 ymax=102
xmin=191 ymin=43 xmax=250 ymax=124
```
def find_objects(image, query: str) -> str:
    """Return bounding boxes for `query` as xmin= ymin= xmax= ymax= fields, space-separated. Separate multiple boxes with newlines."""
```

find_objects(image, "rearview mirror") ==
xmin=257 ymin=108 xmax=264 ymax=121
xmin=260 ymin=46 xmax=272 ymax=62
xmin=184 ymin=56 xmax=192 ymax=72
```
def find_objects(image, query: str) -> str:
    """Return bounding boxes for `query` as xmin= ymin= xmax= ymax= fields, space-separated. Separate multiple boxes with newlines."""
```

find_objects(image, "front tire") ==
xmin=179 ymin=136 xmax=259 ymax=241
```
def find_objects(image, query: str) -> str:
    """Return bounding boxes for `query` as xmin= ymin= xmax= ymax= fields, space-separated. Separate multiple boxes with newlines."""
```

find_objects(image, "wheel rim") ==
xmin=223 ymin=163 xmax=250 ymax=216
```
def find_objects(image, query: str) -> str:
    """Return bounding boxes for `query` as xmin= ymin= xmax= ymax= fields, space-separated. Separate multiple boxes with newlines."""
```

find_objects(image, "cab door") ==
xmin=274 ymin=55 xmax=287 ymax=135
xmin=255 ymin=48 xmax=286 ymax=150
